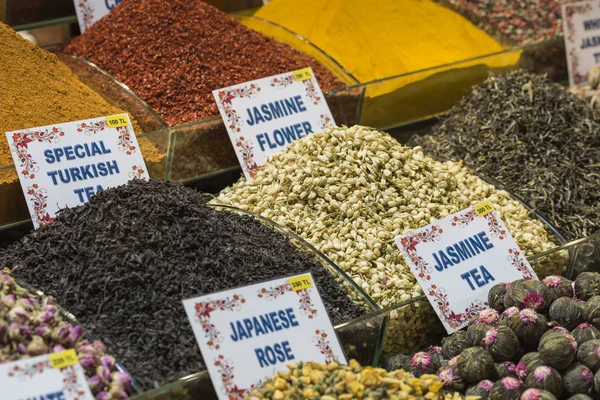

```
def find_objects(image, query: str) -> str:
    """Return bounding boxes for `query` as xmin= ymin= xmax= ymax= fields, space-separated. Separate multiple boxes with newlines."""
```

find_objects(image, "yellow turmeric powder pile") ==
xmin=249 ymin=0 xmax=515 ymax=83
xmin=0 ymin=22 xmax=162 ymax=185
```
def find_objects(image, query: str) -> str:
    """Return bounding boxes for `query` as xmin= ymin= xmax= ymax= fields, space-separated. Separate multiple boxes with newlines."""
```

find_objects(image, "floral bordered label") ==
xmin=562 ymin=0 xmax=600 ymax=87
xmin=5 ymin=114 xmax=149 ymax=229
xmin=395 ymin=202 xmax=537 ymax=333
xmin=212 ymin=67 xmax=335 ymax=181
xmin=182 ymin=272 xmax=346 ymax=400
xmin=2 ymin=352 xmax=94 ymax=400
xmin=73 ymin=0 xmax=121 ymax=33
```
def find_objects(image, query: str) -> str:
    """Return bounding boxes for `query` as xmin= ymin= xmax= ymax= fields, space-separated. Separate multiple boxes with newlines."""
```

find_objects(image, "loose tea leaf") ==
xmin=409 ymin=71 xmax=600 ymax=240
xmin=0 ymin=180 xmax=364 ymax=389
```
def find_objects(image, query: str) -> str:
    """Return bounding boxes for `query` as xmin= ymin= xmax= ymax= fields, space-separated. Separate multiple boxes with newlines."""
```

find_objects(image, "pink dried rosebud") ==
xmin=67 ymin=325 xmax=84 ymax=344
xmin=52 ymin=344 xmax=66 ymax=353
xmin=17 ymin=297 xmax=33 ymax=308
xmin=87 ymin=375 xmax=104 ymax=393
xmin=111 ymin=372 xmax=131 ymax=389
xmin=97 ymin=365 xmax=111 ymax=382
xmin=97 ymin=391 xmax=112 ymax=400
xmin=44 ymin=296 xmax=57 ymax=306
xmin=519 ymin=308 xmax=538 ymax=324
xmin=108 ymin=386 xmax=128 ymax=399
xmin=78 ymin=342 xmax=96 ymax=355
xmin=39 ymin=310 xmax=55 ymax=324
xmin=51 ymin=325 xmax=70 ymax=343
xmin=3 ymin=294 xmax=15 ymax=307
xmin=26 ymin=335 xmax=48 ymax=356
xmin=93 ymin=340 xmax=106 ymax=353
xmin=20 ymin=326 xmax=32 ymax=336
xmin=101 ymin=355 xmax=115 ymax=369
xmin=523 ymin=292 xmax=545 ymax=311
xmin=477 ymin=309 xmax=499 ymax=325
xmin=79 ymin=355 xmax=96 ymax=370
xmin=34 ymin=325 xmax=50 ymax=337
xmin=8 ymin=322 xmax=21 ymax=340
xmin=17 ymin=343 xmax=27 ymax=354
xmin=7 ymin=306 xmax=29 ymax=323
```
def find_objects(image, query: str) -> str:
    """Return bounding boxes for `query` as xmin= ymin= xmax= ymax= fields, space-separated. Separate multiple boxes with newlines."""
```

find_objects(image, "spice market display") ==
xmin=215 ymin=125 xmax=564 ymax=352
xmin=6 ymin=0 xmax=600 ymax=399
xmin=409 ymin=71 xmax=600 ymax=241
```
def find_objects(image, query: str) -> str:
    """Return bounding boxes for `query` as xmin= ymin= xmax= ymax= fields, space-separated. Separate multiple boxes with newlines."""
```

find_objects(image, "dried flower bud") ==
xmin=101 ymin=355 xmax=115 ymax=370
xmin=87 ymin=375 xmax=104 ymax=394
xmin=490 ymin=376 xmax=523 ymax=400
xmin=111 ymin=371 xmax=131 ymax=390
xmin=543 ymin=276 xmax=573 ymax=304
xmin=483 ymin=326 xmax=520 ymax=362
xmin=97 ymin=365 xmax=112 ymax=382
xmin=33 ymin=325 xmax=50 ymax=338
xmin=67 ymin=325 xmax=84 ymax=344
xmin=26 ymin=335 xmax=48 ymax=356
xmin=521 ymin=388 xmax=557 ymax=400
xmin=108 ymin=386 xmax=128 ymax=400
xmin=524 ymin=365 xmax=563 ymax=398
xmin=97 ymin=391 xmax=112 ymax=400
xmin=509 ymin=309 xmax=548 ymax=348
xmin=79 ymin=355 xmax=96 ymax=370
xmin=7 ymin=322 xmax=21 ymax=340
xmin=466 ymin=379 xmax=494 ymax=400
xmin=438 ymin=366 xmax=465 ymax=392
xmin=572 ymin=323 xmax=600 ymax=345
xmin=7 ymin=306 xmax=29 ymax=324
xmin=410 ymin=351 xmax=439 ymax=377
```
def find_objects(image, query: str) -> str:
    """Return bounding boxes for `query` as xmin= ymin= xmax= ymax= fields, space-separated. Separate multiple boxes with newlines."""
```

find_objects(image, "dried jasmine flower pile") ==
xmin=247 ymin=359 xmax=465 ymax=400
xmin=394 ymin=273 xmax=600 ymax=399
xmin=0 ymin=271 xmax=131 ymax=400
xmin=216 ymin=125 xmax=562 ymax=352
xmin=409 ymin=71 xmax=600 ymax=240
xmin=0 ymin=180 xmax=363 ymax=389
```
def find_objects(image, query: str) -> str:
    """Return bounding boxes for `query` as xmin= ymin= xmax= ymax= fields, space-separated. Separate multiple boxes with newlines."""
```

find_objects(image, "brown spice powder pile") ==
xmin=0 ymin=22 xmax=162 ymax=185
xmin=63 ymin=0 xmax=345 ymax=126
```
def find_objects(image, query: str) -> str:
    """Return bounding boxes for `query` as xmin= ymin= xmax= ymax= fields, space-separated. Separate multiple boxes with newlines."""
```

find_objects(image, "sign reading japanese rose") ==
xmin=562 ymin=0 xmax=600 ymax=86
xmin=212 ymin=67 xmax=335 ymax=181
xmin=73 ymin=0 xmax=122 ymax=33
xmin=182 ymin=273 xmax=346 ymax=400
xmin=5 ymin=114 xmax=149 ymax=229
xmin=395 ymin=200 xmax=538 ymax=334
xmin=1 ymin=349 xmax=94 ymax=400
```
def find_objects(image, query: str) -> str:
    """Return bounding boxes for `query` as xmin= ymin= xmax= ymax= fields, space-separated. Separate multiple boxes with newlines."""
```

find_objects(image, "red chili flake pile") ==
xmin=442 ymin=0 xmax=577 ymax=45
xmin=64 ymin=0 xmax=345 ymax=126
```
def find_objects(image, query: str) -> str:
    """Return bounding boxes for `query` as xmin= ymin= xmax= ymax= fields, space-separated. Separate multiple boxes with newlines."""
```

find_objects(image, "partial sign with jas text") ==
xmin=73 ymin=0 xmax=123 ymax=33
xmin=563 ymin=0 xmax=600 ymax=86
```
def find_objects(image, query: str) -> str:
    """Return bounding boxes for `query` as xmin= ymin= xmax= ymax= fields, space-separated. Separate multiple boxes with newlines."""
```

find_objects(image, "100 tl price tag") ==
xmin=182 ymin=272 xmax=346 ymax=400
xmin=395 ymin=200 xmax=537 ymax=333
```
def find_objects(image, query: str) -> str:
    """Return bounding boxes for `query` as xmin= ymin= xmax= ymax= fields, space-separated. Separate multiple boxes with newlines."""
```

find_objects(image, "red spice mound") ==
xmin=64 ymin=0 xmax=345 ymax=126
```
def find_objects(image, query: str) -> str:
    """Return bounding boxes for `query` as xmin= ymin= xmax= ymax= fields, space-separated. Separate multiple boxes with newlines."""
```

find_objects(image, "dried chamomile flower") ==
xmin=549 ymin=297 xmax=585 ymax=331
xmin=520 ymin=388 xmax=557 ymax=400
xmin=489 ymin=376 xmax=523 ymax=400
xmin=562 ymin=363 xmax=594 ymax=395
xmin=457 ymin=347 xmax=497 ymax=384
xmin=524 ymin=365 xmax=563 ymax=398
xmin=538 ymin=329 xmax=577 ymax=370
xmin=572 ymin=323 xmax=600 ymax=345
xmin=483 ymin=326 xmax=520 ymax=362
xmin=466 ymin=380 xmax=494 ymax=400
xmin=577 ymin=339 xmax=600 ymax=372
xmin=489 ymin=283 xmax=508 ymax=313
xmin=442 ymin=330 xmax=470 ymax=359
xmin=508 ymin=309 xmax=548 ymax=349
xmin=575 ymin=273 xmax=600 ymax=301
xmin=543 ymin=276 xmax=574 ymax=304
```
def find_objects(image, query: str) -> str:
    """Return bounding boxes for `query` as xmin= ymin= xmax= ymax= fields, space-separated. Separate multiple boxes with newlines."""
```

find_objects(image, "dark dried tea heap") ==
xmin=409 ymin=71 xmax=600 ymax=240
xmin=0 ymin=180 xmax=364 ymax=389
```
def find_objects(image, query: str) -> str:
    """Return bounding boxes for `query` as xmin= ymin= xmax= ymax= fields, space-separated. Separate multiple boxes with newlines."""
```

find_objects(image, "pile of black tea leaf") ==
xmin=409 ymin=71 xmax=600 ymax=240
xmin=0 ymin=180 xmax=364 ymax=389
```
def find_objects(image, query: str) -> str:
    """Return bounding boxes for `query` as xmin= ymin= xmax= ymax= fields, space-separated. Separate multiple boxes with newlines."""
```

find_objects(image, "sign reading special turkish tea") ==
xmin=1 ymin=349 xmax=94 ymax=400
xmin=395 ymin=200 xmax=538 ymax=334
xmin=212 ymin=67 xmax=335 ymax=181
xmin=5 ymin=114 xmax=149 ymax=229
xmin=563 ymin=0 xmax=600 ymax=86
xmin=73 ymin=0 xmax=123 ymax=33
xmin=182 ymin=272 xmax=346 ymax=400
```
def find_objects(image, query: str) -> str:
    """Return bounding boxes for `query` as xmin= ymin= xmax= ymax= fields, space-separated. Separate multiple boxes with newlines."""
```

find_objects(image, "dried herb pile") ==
xmin=63 ymin=0 xmax=344 ymax=126
xmin=248 ymin=359 xmax=464 ymax=400
xmin=393 ymin=273 xmax=600 ymax=399
xmin=0 ymin=271 xmax=131 ymax=400
xmin=216 ymin=125 xmax=563 ymax=353
xmin=0 ymin=180 xmax=363 ymax=389
xmin=409 ymin=71 xmax=600 ymax=241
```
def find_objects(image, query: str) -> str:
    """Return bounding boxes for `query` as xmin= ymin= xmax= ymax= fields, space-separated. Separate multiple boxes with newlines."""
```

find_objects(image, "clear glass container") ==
xmin=5 ymin=0 xmax=76 ymax=30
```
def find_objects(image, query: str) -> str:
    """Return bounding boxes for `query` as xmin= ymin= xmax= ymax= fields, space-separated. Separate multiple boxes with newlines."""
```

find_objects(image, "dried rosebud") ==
xmin=34 ymin=325 xmax=51 ymax=338
xmin=563 ymin=363 xmax=593 ymax=395
xmin=466 ymin=379 xmax=494 ymax=400
xmin=97 ymin=391 xmax=112 ymax=400
xmin=108 ymin=386 xmax=128 ymax=400
xmin=2 ymin=293 xmax=16 ymax=307
xmin=87 ymin=375 xmax=104 ymax=394
xmin=26 ymin=335 xmax=48 ymax=356
xmin=52 ymin=344 xmax=66 ymax=353
xmin=539 ymin=329 xmax=577 ymax=370
xmin=93 ymin=340 xmax=106 ymax=354
xmin=51 ymin=324 xmax=70 ymax=343
xmin=97 ymin=365 xmax=112 ymax=382
xmin=549 ymin=297 xmax=585 ymax=331
xmin=572 ymin=322 xmax=600 ymax=345
xmin=79 ymin=355 xmax=96 ymax=370
xmin=7 ymin=322 xmax=21 ymax=340
xmin=483 ymin=326 xmax=519 ymax=362
xmin=67 ymin=325 xmax=84 ymax=344
xmin=442 ymin=330 xmax=470 ymax=359
xmin=489 ymin=376 xmax=523 ymax=400
xmin=17 ymin=343 xmax=27 ymax=354
xmin=524 ymin=365 xmax=563 ymax=398
xmin=457 ymin=347 xmax=497 ymax=384
xmin=111 ymin=371 xmax=131 ymax=390
xmin=101 ymin=355 xmax=115 ymax=370
xmin=521 ymin=388 xmax=557 ymax=400
xmin=7 ymin=306 xmax=29 ymax=323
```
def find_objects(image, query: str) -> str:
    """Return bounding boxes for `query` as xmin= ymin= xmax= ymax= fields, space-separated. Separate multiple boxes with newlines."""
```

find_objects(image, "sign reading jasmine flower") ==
xmin=395 ymin=200 xmax=537 ymax=333
xmin=212 ymin=67 xmax=335 ymax=181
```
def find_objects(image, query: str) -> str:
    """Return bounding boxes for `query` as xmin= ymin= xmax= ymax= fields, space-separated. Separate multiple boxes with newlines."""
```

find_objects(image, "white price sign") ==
xmin=395 ymin=200 xmax=538 ymax=333
xmin=73 ymin=0 xmax=123 ymax=33
xmin=212 ymin=67 xmax=335 ymax=181
xmin=562 ymin=0 xmax=600 ymax=86
xmin=182 ymin=273 xmax=346 ymax=400
xmin=5 ymin=114 xmax=149 ymax=229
